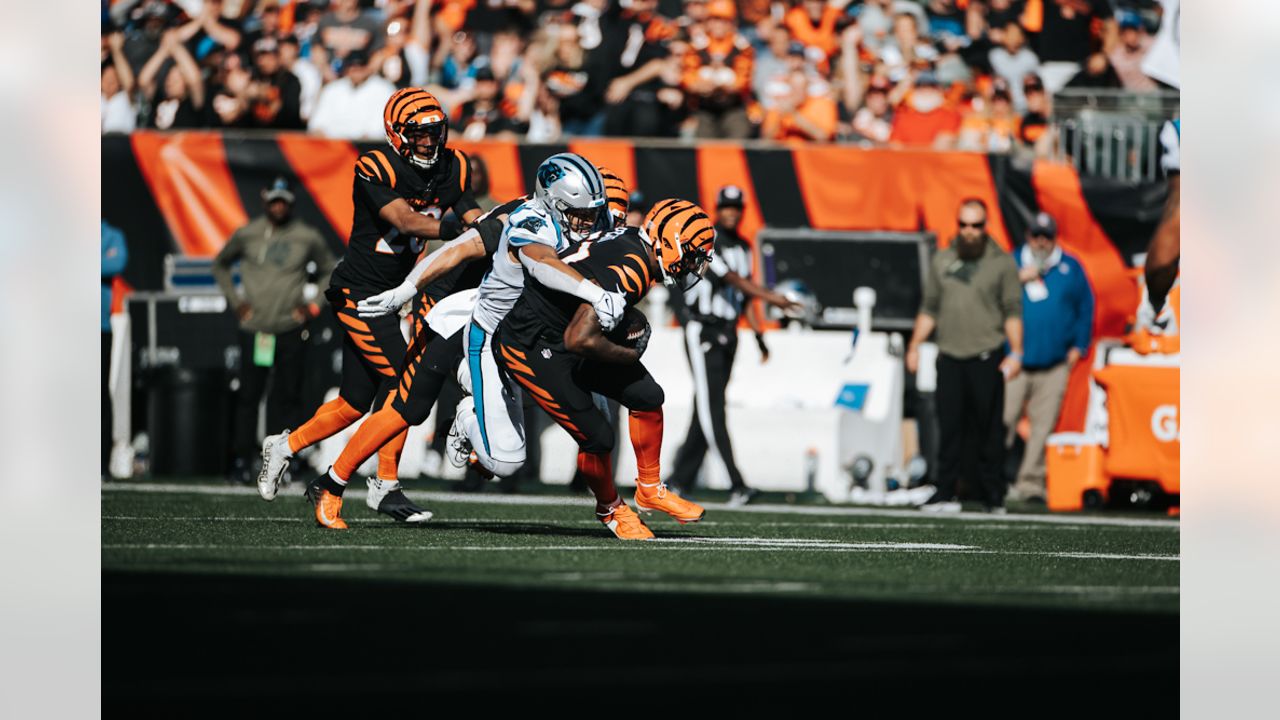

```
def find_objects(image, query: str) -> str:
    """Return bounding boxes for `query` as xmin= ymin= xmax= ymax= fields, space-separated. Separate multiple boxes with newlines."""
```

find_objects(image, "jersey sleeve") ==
xmin=707 ymin=253 xmax=731 ymax=279
xmin=505 ymin=206 xmax=561 ymax=248
xmin=475 ymin=197 xmax=525 ymax=255
xmin=354 ymin=149 xmax=402 ymax=211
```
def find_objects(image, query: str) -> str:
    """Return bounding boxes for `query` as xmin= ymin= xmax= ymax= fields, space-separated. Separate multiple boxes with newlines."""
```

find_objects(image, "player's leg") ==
xmin=971 ymin=353 xmax=1008 ymax=512
xmin=233 ymin=330 xmax=270 ymax=485
xmin=579 ymin=359 xmax=705 ymax=524
xmin=304 ymin=289 xmax=410 ymax=527
xmin=495 ymin=334 xmax=652 ymax=540
xmin=451 ymin=322 xmax=527 ymax=478
xmin=703 ymin=336 xmax=753 ymax=504
xmin=924 ymin=354 xmax=964 ymax=511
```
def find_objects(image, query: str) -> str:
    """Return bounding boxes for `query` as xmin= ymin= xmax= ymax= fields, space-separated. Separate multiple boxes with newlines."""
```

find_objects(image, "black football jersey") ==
xmin=330 ymin=146 xmax=480 ymax=292
xmin=421 ymin=195 xmax=528 ymax=303
xmin=500 ymin=226 xmax=656 ymax=348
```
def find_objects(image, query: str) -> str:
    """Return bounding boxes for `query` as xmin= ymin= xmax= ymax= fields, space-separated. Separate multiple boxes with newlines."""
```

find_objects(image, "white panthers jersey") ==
xmin=470 ymin=198 xmax=568 ymax=333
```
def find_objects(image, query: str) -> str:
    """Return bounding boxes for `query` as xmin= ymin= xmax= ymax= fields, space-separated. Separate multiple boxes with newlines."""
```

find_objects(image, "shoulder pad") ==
xmin=355 ymin=149 xmax=399 ymax=188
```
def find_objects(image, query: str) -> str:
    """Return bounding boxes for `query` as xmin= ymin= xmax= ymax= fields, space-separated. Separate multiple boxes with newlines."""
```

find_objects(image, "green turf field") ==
xmin=103 ymin=480 xmax=1179 ymax=613
xmin=103 ymin=479 xmax=1179 ymax=705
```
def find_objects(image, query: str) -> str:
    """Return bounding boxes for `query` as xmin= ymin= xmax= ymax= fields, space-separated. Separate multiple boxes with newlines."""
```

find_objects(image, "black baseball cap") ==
xmin=716 ymin=185 xmax=745 ymax=209
xmin=1028 ymin=211 xmax=1057 ymax=239
xmin=263 ymin=176 xmax=296 ymax=203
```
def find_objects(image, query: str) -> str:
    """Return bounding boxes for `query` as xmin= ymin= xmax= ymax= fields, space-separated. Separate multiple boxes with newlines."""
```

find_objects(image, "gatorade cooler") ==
xmin=1045 ymin=432 xmax=1109 ymax=511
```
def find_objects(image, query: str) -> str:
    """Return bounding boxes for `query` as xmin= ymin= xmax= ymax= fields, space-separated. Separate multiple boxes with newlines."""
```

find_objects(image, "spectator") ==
xmin=537 ymin=20 xmax=605 ymax=136
xmin=372 ymin=1 xmax=433 ymax=89
xmin=888 ymin=71 xmax=960 ymax=148
xmin=760 ymin=46 xmax=838 ymax=142
xmin=1108 ymin=12 xmax=1158 ymax=91
xmin=677 ymin=0 xmax=710 ymax=44
xmin=602 ymin=0 xmax=681 ymax=137
xmin=102 ymin=32 xmax=137 ymax=134
xmin=138 ymin=30 xmax=207 ymax=130
xmin=120 ymin=0 xmax=171 ymax=73
xmin=878 ymin=11 xmax=940 ymax=83
xmin=850 ymin=75 xmax=894 ymax=144
xmin=988 ymin=20 xmax=1039 ymax=112
xmin=752 ymin=23 xmax=795 ymax=103
xmin=625 ymin=190 xmax=649 ymax=228
xmin=212 ymin=178 xmax=336 ymax=487
xmin=102 ymin=221 xmax=128 ymax=479
xmin=1064 ymin=51 xmax=1122 ymax=89
xmin=906 ymin=198 xmax=1023 ymax=514
xmin=958 ymin=78 xmax=1020 ymax=152
xmin=242 ymin=37 xmax=305 ymax=129
xmin=437 ymin=29 xmax=480 ymax=90
xmin=681 ymin=0 xmax=755 ymax=139
xmin=171 ymin=0 xmax=243 ymax=57
xmin=279 ymin=36 xmax=324 ymax=122
xmin=308 ymin=50 xmax=397 ymax=139
xmin=1027 ymin=0 xmax=1117 ymax=93
xmin=784 ymin=0 xmax=849 ymax=61
xmin=239 ymin=1 xmax=285 ymax=59
xmin=1003 ymin=211 xmax=1093 ymax=505
xmin=1017 ymin=73 xmax=1051 ymax=152
xmin=317 ymin=0 xmax=384 ymax=62
xmin=858 ymin=0 xmax=929 ymax=54
xmin=455 ymin=61 xmax=524 ymax=139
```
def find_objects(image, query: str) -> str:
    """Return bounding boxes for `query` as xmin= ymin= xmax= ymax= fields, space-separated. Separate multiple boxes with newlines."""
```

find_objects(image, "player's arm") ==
xmin=356 ymin=229 xmax=487 ymax=318
xmin=518 ymin=243 xmax=625 ymax=330
xmin=723 ymin=271 xmax=801 ymax=312
xmin=377 ymin=197 xmax=448 ymax=239
xmin=1145 ymin=173 xmax=1180 ymax=314
xmin=564 ymin=303 xmax=642 ymax=365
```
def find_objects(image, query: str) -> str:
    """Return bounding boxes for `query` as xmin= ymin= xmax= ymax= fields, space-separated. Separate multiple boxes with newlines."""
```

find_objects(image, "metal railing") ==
xmin=1050 ymin=89 xmax=1179 ymax=182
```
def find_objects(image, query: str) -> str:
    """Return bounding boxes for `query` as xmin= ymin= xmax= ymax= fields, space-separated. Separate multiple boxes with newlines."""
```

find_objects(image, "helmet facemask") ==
xmin=558 ymin=201 xmax=603 ymax=242
xmin=399 ymin=121 xmax=446 ymax=169
xmin=661 ymin=243 xmax=711 ymax=292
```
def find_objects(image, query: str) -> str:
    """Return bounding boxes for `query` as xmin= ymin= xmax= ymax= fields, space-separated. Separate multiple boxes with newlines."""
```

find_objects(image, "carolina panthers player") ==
xmin=449 ymin=154 xmax=625 ymax=480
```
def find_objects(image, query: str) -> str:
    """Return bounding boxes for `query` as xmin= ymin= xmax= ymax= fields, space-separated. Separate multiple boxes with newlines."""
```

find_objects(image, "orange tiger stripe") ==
xmin=620 ymin=264 xmax=643 ymax=292
xmin=337 ymin=313 xmax=371 ymax=333
xmin=370 ymin=150 xmax=397 ymax=188
xmin=609 ymin=265 xmax=635 ymax=294
xmin=358 ymin=157 xmax=381 ymax=181
xmin=511 ymin=374 xmax=554 ymax=401
xmin=625 ymin=253 xmax=651 ymax=287
xmin=505 ymin=357 xmax=535 ymax=376
xmin=506 ymin=346 xmax=526 ymax=359
xmin=352 ymin=334 xmax=383 ymax=355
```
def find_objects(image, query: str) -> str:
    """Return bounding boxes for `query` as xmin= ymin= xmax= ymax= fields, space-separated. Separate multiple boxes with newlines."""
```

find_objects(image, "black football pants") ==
xmin=233 ymin=326 xmax=307 ymax=463
xmin=935 ymin=351 xmax=1007 ymax=507
xmin=668 ymin=319 xmax=747 ymax=492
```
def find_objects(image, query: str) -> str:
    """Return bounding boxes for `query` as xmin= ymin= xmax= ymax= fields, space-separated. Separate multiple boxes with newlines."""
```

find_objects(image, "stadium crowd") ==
xmin=102 ymin=0 xmax=1173 ymax=151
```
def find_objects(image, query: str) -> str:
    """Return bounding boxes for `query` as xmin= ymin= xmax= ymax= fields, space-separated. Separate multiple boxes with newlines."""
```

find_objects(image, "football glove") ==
xmin=356 ymin=281 xmax=417 ymax=319
xmin=592 ymin=290 xmax=626 ymax=332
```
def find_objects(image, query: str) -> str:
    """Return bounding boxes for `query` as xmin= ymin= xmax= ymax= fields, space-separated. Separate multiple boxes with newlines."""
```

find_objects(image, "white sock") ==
xmin=328 ymin=467 xmax=348 ymax=487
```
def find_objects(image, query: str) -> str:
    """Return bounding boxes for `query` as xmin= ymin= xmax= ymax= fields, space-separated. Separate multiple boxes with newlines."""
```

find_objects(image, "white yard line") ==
xmin=103 ymin=482 xmax=1180 ymax=530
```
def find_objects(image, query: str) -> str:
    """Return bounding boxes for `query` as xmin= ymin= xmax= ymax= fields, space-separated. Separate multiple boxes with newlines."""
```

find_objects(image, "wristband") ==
xmin=1007 ymin=351 xmax=1022 ymax=361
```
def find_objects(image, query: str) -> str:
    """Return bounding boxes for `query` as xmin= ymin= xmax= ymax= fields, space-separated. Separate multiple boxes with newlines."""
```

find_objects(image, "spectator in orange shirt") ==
xmin=889 ymin=71 xmax=960 ymax=148
xmin=958 ymin=77 xmax=1020 ymax=152
xmin=785 ymin=0 xmax=851 ymax=60
xmin=760 ymin=45 xmax=838 ymax=142
xmin=682 ymin=0 xmax=756 ymax=139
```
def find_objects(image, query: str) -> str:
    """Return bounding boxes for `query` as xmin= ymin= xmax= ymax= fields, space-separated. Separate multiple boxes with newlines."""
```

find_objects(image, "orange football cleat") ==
xmin=634 ymin=481 xmax=705 ymax=524
xmin=314 ymin=489 xmax=348 ymax=530
xmin=597 ymin=502 xmax=654 ymax=540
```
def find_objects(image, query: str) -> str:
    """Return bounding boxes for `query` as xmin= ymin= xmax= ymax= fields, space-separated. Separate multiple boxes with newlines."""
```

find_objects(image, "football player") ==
xmin=305 ymin=155 xmax=628 ymax=528
xmin=257 ymin=88 xmax=483 ymax=522
xmin=442 ymin=154 xmax=628 ymax=483
xmin=492 ymin=199 xmax=715 ymax=540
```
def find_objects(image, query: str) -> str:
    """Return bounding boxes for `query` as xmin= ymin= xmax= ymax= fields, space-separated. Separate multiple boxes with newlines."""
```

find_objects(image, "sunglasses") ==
xmin=957 ymin=220 xmax=986 ymax=229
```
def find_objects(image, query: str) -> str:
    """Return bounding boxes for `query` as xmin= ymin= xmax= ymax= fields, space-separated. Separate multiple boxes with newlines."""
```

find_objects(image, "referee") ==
xmin=667 ymin=186 xmax=798 ymax=506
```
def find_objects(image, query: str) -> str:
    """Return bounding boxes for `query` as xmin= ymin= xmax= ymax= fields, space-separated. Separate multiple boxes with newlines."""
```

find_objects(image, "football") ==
xmin=605 ymin=306 xmax=651 ymax=352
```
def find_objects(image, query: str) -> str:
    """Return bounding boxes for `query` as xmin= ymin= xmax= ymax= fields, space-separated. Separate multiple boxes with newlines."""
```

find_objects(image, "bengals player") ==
xmin=492 ymin=199 xmax=715 ymax=539
xmin=258 ymin=88 xmax=483 ymax=524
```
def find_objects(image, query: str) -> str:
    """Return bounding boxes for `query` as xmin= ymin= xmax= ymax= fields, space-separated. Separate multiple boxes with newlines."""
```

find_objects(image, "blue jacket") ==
xmin=102 ymin=221 xmax=128 ymax=332
xmin=1014 ymin=245 xmax=1093 ymax=369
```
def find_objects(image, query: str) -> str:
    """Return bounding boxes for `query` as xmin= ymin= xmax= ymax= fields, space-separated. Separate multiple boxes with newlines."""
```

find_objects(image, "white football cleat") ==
xmin=366 ymin=477 xmax=433 ymax=523
xmin=446 ymin=398 xmax=475 ymax=468
xmin=257 ymin=429 xmax=293 ymax=501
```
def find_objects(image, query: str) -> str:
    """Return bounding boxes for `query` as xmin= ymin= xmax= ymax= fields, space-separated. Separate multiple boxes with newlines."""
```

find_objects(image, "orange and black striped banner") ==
xmin=103 ymin=130 xmax=1169 ymax=431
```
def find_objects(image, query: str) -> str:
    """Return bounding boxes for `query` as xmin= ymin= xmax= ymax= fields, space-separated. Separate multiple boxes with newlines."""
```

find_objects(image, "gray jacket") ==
xmin=213 ymin=217 xmax=336 ymax=334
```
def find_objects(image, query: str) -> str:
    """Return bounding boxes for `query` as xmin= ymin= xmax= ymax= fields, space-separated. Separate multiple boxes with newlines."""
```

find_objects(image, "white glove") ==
xmin=592 ymin=290 xmax=626 ymax=331
xmin=357 ymin=281 xmax=417 ymax=319
xmin=1134 ymin=297 xmax=1177 ymax=336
